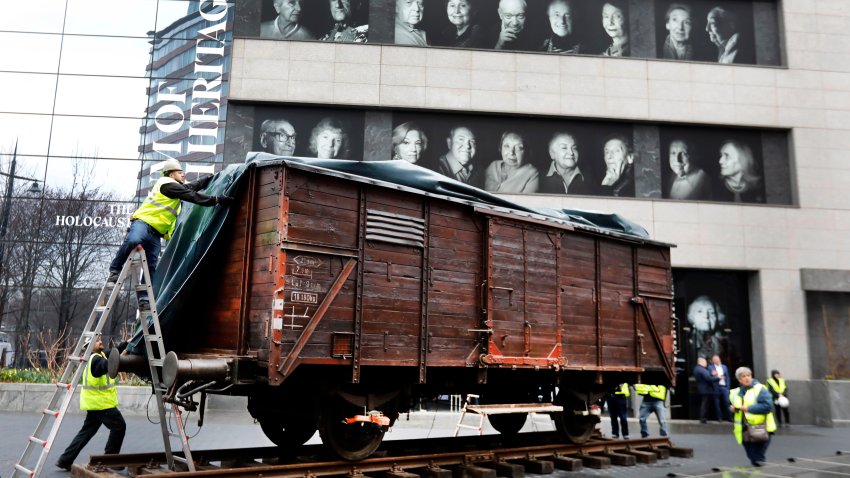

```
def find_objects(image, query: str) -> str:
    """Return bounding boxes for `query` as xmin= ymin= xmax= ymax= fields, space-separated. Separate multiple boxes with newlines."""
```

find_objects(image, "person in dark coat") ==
xmin=712 ymin=354 xmax=732 ymax=421
xmin=693 ymin=356 xmax=721 ymax=423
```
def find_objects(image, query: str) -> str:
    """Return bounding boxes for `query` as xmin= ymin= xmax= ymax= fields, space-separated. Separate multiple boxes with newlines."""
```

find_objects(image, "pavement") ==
xmin=2 ymin=406 xmax=849 ymax=478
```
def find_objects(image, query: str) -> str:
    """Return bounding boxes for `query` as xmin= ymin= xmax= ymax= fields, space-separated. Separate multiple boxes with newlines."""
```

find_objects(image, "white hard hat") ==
xmin=161 ymin=159 xmax=183 ymax=175
xmin=776 ymin=396 xmax=789 ymax=408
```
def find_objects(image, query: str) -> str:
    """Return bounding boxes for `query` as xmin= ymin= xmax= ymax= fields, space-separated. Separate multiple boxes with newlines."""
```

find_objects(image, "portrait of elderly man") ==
xmin=490 ymin=0 xmax=535 ymax=51
xmin=686 ymin=295 xmax=727 ymax=366
xmin=484 ymin=131 xmax=539 ymax=193
xmin=309 ymin=117 xmax=350 ymax=160
xmin=667 ymin=138 xmax=711 ymax=200
xmin=705 ymin=6 xmax=753 ymax=64
xmin=716 ymin=140 xmax=763 ymax=203
xmin=392 ymin=122 xmax=428 ymax=164
xmin=259 ymin=118 xmax=297 ymax=157
xmin=320 ymin=0 xmax=369 ymax=43
xmin=540 ymin=132 xmax=590 ymax=195
xmin=600 ymin=0 xmax=630 ymax=57
xmin=436 ymin=0 xmax=487 ymax=48
xmin=599 ymin=134 xmax=635 ymax=197
xmin=661 ymin=3 xmax=694 ymax=60
xmin=541 ymin=0 xmax=582 ymax=54
xmin=395 ymin=0 xmax=428 ymax=46
xmin=436 ymin=126 xmax=483 ymax=187
xmin=261 ymin=0 xmax=315 ymax=40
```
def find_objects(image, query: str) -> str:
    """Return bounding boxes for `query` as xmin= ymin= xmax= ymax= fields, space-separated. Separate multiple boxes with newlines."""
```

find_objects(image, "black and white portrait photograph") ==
xmin=246 ymin=0 xmax=776 ymax=65
xmin=253 ymin=106 xmax=365 ymax=161
xmin=597 ymin=0 xmax=631 ymax=57
xmin=598 ymin=131 xmax=637 ymax=197
xmin=672 ymin=269 xmax=754 ymax=420
xmin=660 ymin=126 xmax=765 ymax=203
xmin=654 ymin=0 xmax=755 ymax=63
xmin=483 ymin=130 xmax=540 ymax=193
xmin=538 ymin=130 xmax=593 ymax=195
xmin=235 ymin=105 xmax=786 ymax=204
xmin=260 ymin=0 xmax=369 ymax=42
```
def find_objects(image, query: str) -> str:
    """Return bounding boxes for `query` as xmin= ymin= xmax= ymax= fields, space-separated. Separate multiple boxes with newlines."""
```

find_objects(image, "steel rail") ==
xmin=72 ymin=434 xmax=691 ymax=478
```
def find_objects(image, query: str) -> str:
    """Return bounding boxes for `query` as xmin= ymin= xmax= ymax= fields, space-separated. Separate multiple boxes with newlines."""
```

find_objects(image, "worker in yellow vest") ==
xmin=635 ymin=383 xmax=668 ymax=437
xmin=107 ymin=159 xmax=232 ymax=310
xmin=56 ymin=336 xmax=127 ymax=472
xmin=729 ymin=366 xmax=776 ymax=467
xmin=607 ymin=383 xmax=631 ymax=439
xmin=766 ymin=370 xmax=789 ymax=427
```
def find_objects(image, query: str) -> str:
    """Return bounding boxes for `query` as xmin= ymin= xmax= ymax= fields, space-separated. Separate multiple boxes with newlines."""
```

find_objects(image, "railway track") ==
xmin=71 ymin=432 xmax=693 ymax=477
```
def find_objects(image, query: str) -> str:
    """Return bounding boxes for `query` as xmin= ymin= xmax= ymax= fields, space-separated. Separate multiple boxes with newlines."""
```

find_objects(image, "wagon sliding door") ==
xmin=482 ymin=216 xmax=561 ymax=367
xmin=357 ymin=189 xmax=426 ymax=371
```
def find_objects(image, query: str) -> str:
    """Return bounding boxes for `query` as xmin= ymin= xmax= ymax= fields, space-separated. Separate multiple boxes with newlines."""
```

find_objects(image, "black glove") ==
xmin=216 ymin=195 xmax=234 ymax=206
xmin=116 ymin=341 xmax=128 ymax=354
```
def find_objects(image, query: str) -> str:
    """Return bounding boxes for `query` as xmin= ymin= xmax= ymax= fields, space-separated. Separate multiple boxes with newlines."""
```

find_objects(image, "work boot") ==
xmin=56 ymin=461 xmax=71 ymax=471
xmin=106 ymin=271 xmax=120 ymax=287
xmin=138 ymin=299 xmax=150 ymax=311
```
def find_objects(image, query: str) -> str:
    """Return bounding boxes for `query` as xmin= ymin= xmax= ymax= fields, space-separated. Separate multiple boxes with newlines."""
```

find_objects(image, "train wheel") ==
xmin=552 ymin=412 xmax=598 ymax=444
xmin=488 ymin=413 xmax=527 ymax=436
xmin=319 ymin=401 xmax=385 ymax=461
xmin=259 ymin=414 xmax=318 ymax=448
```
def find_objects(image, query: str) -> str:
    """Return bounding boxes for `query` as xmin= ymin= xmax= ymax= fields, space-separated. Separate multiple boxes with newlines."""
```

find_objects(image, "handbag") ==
xmin=742 ymin=414 xmax=770 ymax=443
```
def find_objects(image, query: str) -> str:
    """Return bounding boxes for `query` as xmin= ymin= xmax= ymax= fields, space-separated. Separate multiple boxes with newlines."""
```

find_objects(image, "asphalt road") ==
xmin=2 ymin=408 xmax=849 ymax=478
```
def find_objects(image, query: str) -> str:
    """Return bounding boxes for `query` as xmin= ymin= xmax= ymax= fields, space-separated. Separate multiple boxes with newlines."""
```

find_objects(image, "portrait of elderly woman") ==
xmin=667 ymin=139 xmax=711 ymax=200
xmin=395 ymin=0 xmax=428 ymax=46
xmin=540 ymin=132 xmax=590 ymax=195
xmin=716 ymin=140 xmax=764 ymax=203
xmin=599 ymin=134 xmax=634 ymax=197
xmin=435 ymin=0 xmax=487 ymax=48
xmin=261 ymin=0 xmax=315 ymax=40
xmin=309 ymin=117 xmax=351 ymax=160
xmin=484 ymin=131 xmax=539 ymax=193
xmin=686 ymin=295 xmax=727 ymax=365
xmin=661 ymin=3 xmax=694 ymax=60
xmin=541 ymin=0 xmax=582 ymax=54
xmin=392 ymin=122 xmax=428 ymax=164
xmin=320 ymin=0 xmax=369 ymax=43
xmin=600 ymin=0 xmax=629 ymax=57
xmin=705 ymin=6 xmax=754 ymax=64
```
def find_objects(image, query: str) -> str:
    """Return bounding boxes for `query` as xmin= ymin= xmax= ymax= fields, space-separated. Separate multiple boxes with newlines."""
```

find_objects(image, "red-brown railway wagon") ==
xmin=121 ymin=159 xmax=676 ymax=460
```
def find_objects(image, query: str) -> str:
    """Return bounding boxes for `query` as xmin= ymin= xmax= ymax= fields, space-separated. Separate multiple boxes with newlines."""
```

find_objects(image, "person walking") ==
xmin=694 ymin=356 xmax=721 ymax=423
xmin=766 ymin=370 xmax=790 ymax=427
xmin=729 ymin=366 xmax=776 ymax=467
xmin=607 ymin=383 xmax=630 ymax=439
xmin=107 ymin=159 xmax=232 ymax=310
xmin=55 ymin=336 xmax=127 ymax=471
xmin=635 ymin=383 xmax=668 ymax=437
xmin=712 ymin=354 xmax=732 ymax=421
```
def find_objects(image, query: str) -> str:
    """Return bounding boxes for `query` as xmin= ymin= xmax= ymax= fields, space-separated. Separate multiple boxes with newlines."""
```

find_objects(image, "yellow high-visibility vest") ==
xmin=132 ymin=177 xmax=181 ymax=240
xmin=767 ymin=377 xmax=786 ymax=394
xmin=729 ymin=383 xmax=777 ymax=444
xmin=80 ymin=352 xmax=118 ymax=411
xmin=614 ymin=383 xmax=631 ymax=397
xmin=634 ymin=384 xmax=666 ymax=400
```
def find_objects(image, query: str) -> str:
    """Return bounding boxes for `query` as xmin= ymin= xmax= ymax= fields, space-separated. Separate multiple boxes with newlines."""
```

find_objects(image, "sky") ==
xmin=0 ymin=0 xmax=194 ymax=198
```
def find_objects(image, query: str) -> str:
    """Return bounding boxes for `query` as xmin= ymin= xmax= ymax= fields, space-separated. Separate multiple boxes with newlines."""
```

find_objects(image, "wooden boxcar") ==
xmin=130 ymin=159 xmax=675 ymax=460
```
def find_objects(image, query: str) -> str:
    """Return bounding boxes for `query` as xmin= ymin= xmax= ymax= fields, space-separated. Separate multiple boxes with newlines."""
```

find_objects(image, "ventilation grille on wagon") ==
xmin=365 ymin=209 xmax=425 ymax=248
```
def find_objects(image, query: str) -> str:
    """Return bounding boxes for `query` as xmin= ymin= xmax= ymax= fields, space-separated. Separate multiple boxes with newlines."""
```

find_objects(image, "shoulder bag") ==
xmin=742 ymin=414 xmax=770 ymax=442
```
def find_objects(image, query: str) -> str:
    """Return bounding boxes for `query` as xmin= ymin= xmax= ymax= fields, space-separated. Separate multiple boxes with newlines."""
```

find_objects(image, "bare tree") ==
xmin=41 ymin=157 xmax=125 ymax=335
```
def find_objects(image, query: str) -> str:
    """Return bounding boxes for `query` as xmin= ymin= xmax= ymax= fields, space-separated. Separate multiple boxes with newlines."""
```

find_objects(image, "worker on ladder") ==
xmin=55 ymin=335 xmax=127 ymax=472
xmin=107 ymin=159 xmax=232 ymax=310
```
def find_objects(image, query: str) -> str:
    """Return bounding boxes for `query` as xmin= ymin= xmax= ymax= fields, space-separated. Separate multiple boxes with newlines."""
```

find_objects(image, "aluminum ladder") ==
xmin=134 ymin=246 xmax=196 ymax=473
xmin=12 ymin=247 xmax=194 ymax=476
